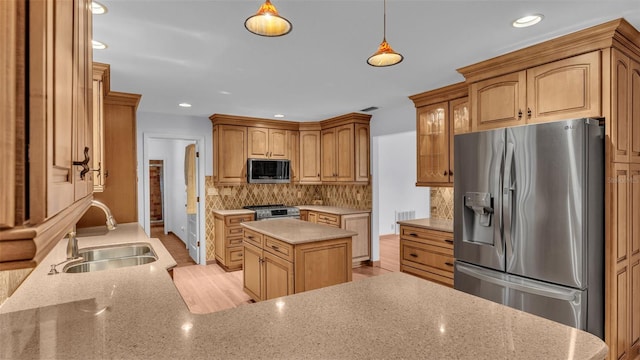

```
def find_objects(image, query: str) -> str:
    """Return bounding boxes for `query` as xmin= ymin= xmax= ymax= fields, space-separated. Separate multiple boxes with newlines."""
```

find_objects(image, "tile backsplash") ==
xmin=430 ymin=187 xmax=453 ymax=220
xmin=204 ymin=176 xmax=372 ymax=261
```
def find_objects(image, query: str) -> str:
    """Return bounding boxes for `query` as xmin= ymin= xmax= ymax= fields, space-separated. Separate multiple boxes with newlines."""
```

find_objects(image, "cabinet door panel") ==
xmin=613 ymin=165 xmax=629 ymax=263
xmin=616 ymin=267 xmax=629 ymax=360
xmin=631 ymin=60 xmax=640 ymax=164
xmin=300 ymin=131 xmax=321 ymax=183
xmin=612 ymin=49 xmax=630 ymax=163
xmin=268 ymin=129 xmax=288 ymax=159
xmin=632 ymin=259 xmax=640 ymax=351
xmin=320 ymin=129 xmax=335 ymax=182
xmin=527 ymin=51 xmax=601 ymax=124
xmin=632 ymin=166 xmax=640 ymax=257
xmin=449 ymin=97 xmax=469 ymax=184
xmin=263 ymin=251 xmax=294 ymax=300
xmin=288 ymin=130 xmax=299 ymax=182
xmin=335 ymin=124 xmax=354 ymax=182
xmin=214 ymin=216 xmax=225 ymax=261
xmin=354 ymin=123 xmax=369 ymax=183
xmin=294 ymin=239 xmax=351 ymax=293
xmin=243 ymin=243 xmax=263 ymax=301
xmin=247 ymin=127 xmax=269 ymax=158
xmin=216 ymin=125 xmax=247 ymax=184
xmin=417 ymin=103 xmax=449 ymax=184
xmin=471 ymin=71 xmax=526 ymax=131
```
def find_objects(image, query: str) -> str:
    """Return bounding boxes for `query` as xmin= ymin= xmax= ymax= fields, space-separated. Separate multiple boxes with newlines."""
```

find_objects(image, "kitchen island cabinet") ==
xmin=241 ymin=218 xmax=354 ymax=302
xmin=0 ymin=232 xmax=608 ymax=360
xmin=297 ymin=205 xmax=371 ymax=266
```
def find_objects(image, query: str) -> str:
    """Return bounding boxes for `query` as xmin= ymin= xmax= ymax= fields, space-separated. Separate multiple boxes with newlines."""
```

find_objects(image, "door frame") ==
xmin=148 ymin=159 xmax=168 ymax=235
xmin=142 ymin=133 xmax=207 ymax=265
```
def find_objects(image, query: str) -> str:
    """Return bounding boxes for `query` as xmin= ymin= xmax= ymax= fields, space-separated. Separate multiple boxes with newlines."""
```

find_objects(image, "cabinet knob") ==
xmin=443 ymin=171 xmax=447 ymax=176
xmin=518 ymin=110 xmax=523 ymax=119
xmin=409 ymin=233 xmax=418 ymax=237
xmin=409 ymin=253 xmax=418 ymax=258
xmin=317 ymin=173 xmax=320 ymax=177
xmin=527 ymin=108 xmax=532 ymax=118
xmin=444 ymin=239 xmax=454 ymax=244
xmin=445 ymin=262 xmax=454 ymax=267
xmin=449 ymin=170 xmax=453 ymax=176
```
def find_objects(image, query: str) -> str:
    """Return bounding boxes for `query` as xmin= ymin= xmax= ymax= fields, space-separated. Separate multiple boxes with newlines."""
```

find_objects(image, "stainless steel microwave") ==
xmin=247 ymin=159 xmax=291 ymax=184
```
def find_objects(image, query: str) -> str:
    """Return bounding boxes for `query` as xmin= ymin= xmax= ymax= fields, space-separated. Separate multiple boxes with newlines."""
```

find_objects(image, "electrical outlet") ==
xmin=297 ymin=190 xmax=302 ymax=198
xmin=356 ymin=193 xmax=362 ymax=201
xmin=221 ymin=188 xmax=232 ymax=196
xmin=207 ymin=187 xmax=218 ymax=196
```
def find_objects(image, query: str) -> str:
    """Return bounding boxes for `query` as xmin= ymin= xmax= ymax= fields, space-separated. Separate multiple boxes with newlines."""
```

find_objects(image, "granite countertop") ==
xmin=241 ymin=218 xmax=358 ymax=245
xmin=296 ymin=205 xmax=371 ymax=215
xmin=211 ymin=209 xmax=255 ymax=216
xmin=0 ymin=246 xmax=607 ymax=360
xmin=397 ymin=218 xmax=454 ymax=233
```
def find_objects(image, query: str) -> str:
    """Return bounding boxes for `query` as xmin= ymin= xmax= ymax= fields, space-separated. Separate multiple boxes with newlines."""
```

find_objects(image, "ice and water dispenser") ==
xmin=464 ymin=192 xmax=493 ymax=227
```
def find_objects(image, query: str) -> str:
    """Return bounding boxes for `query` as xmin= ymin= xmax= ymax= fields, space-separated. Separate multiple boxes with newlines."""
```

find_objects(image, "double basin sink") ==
xmin=63 ymin=242 xmax=158 ymax=273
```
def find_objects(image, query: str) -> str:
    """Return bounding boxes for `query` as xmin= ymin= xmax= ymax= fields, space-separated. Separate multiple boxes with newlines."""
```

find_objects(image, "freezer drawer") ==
xmin=454 ymin=262 xmax=601 ymax=339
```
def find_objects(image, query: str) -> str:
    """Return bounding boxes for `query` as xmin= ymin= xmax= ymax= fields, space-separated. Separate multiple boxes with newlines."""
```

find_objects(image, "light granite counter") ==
xmin=211 ymin=209 xmax=255 ymax=216
xmin=397 ymin=217 xmax=454 ymax=233
xmin=0 ymin=223 xmax=607 ymax=360
xmin=296 ymin=205 xmax=370 ymax=215
xmin=241 ymin=218 xmax=357 ymax=244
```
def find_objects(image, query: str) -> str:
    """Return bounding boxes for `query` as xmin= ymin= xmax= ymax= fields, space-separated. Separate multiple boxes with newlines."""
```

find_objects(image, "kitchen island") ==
xmin=241 ymin=218 xmax=356 ymax=301
xmin=0 ymin=223 xmax=607 ymax=359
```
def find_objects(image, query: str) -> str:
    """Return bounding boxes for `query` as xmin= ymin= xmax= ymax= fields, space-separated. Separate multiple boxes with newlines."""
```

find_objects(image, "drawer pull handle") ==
xmin=409 ymin=253 xmax=418 ymax=258
xmin=444 ymin=239 xmax=453 ymax=244
xmin=409 ymin=233 xmax=418 ymax=237
xmin=247 ymin=236 xmax=255 ymax=240
xmin=445 ymin=262 xmax=454 ymax=267
xmin=271 ymin=245 xmax=279 ymax=251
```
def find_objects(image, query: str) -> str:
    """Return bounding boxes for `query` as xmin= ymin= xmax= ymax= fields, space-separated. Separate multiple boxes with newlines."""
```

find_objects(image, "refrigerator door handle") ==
xmin=502 ymin=142 xmax=515 ymax=261
xmin=456 ymin=263 xmax=578 ymax=302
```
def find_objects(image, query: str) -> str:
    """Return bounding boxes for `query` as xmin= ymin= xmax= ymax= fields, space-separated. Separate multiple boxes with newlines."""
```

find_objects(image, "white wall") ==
xmin=377 ymin=131 xmax=430 ymax=235
xmin=148 ymin=138 xmax=195 ymax=243
xmin=370 ymin=100 xmax=430 ymax=261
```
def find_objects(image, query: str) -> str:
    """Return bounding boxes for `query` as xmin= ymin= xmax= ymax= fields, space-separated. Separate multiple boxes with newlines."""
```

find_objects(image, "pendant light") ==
xmin=367 ymin=0 xmax=403 ymax=67
xmin=244 ymin=0 xmax=292 ymax=37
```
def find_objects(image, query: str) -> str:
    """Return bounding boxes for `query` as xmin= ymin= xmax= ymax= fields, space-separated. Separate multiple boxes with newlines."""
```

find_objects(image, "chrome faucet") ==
xmin=67 ymin=231 xmax=79 ymax=259
xmin=91 ymin=199 xmax=117 ymax=230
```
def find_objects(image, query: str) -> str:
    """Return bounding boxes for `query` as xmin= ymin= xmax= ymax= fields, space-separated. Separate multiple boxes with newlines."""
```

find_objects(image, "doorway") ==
xmin=142 ymin=133 xmax=207 ymax=265
xmin=149 ymin=160 xmax=165 ymax=227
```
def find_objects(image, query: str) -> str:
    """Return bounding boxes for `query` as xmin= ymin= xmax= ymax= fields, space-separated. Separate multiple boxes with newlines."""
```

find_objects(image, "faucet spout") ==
xmin=67 ymin=231 xmax=79 ymax=260
xmin=91 ymin=200 xmax=117 ymax=230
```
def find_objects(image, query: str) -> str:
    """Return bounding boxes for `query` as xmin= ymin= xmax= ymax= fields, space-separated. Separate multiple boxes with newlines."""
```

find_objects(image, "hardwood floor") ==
xmin=168 ymin=234 xmax=400 ymax=314
xmin=151 ymin=225 xmax=196 ymax=267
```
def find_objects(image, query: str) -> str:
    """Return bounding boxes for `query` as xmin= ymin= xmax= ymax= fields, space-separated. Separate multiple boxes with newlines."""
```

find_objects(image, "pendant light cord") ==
xmin=383 ymin=0 xmax=387 ymax=41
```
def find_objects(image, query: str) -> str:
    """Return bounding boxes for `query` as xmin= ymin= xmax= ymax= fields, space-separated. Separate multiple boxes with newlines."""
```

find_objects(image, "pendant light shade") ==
xmin=245 ymin=0 xmax=292 ymax=37
xmin=367 ymin=0 xmax=403 ymax=67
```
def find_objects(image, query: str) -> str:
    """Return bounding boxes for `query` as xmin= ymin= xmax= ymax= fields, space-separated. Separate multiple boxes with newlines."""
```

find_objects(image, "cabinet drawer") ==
xmin=227 ymin=236 xmax=243 ymax=247
xmin=400 ymin=225 xmax=453 ymax=249
xmin=264 ymin=236 xmax=294 ymax=262
xmin=226 ymin=214 xmax=254 ymax=226
xmin=244 ymin=228 xmax=264 ymax=248
xmin=228 ymin=247 xmax=243 ymax=263
xmin=226 ymin=226 xmax=244 ymax=238
xmin=401 ymin=264 xmax=453 ymax=288
xmin=317 ymin=213 xmax=340 ymax=227
xmin=401 ymin=239 xmax=454 ymax=273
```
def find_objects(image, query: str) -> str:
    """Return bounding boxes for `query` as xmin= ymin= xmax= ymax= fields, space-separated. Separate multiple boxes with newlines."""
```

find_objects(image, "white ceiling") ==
xmin=93 ymin=1 xmax=640 ymax=122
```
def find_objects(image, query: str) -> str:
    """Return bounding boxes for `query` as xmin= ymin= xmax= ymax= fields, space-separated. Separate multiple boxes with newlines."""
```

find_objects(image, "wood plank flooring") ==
xmin=151 ymin=225 xmax=196 ymax=268
xmin=169 ymin=234 xmax=400 ymax=314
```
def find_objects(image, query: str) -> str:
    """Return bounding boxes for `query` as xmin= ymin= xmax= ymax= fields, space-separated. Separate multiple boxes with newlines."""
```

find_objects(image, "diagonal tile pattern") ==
xmin=430 ymin=187 xmax=454 ymax=220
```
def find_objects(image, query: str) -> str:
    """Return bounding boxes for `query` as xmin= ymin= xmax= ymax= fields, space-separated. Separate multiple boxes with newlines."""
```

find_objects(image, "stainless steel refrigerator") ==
xmin=453 ymin=118 xmax=604 ymax=339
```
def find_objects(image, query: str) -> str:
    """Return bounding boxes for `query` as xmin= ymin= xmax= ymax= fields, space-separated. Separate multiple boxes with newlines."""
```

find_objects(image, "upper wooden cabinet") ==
xmin=410 ymin=82 xmax=469 ymax=187
xmin=320 ymin=113 xmax=371 ymax=184
xmin=210 ymin=112 xmax=370 ymax=185
xmin=321 ymin=124 xmax=354 ymax=182
xmin=611 ymin=49 xmax=640 ymax=164
xmin=247 ymin=127 xmax=288 ymax=159
xmin=0 ymin=0 xmax=95 ymax=272
xmin=470 ymin=51 xmax=601 ymax=131
xmin=91 ymin=62 xmax=109 ymax=192
xmin=213 ymin=124 xmax=247 ymax=185
xmin=299 ymin=128 xmax=321 ymax=184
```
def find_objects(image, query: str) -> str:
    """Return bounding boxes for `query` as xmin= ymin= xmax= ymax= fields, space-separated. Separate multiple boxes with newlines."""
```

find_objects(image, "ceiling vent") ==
xmin=360 ymin=106 xmax=379 ymax=112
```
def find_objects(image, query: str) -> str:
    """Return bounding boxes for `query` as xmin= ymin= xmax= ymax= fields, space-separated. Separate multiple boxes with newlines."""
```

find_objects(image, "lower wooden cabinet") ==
xmin=399 ymin=225 xmax=454 ymax=287
xmin=214 ymin=213 xmax=254 ymax=271
xmin=302 ymin=210 xmax=371 ymax=266
xmin=242 ymin=230 xmax=352 ymax=302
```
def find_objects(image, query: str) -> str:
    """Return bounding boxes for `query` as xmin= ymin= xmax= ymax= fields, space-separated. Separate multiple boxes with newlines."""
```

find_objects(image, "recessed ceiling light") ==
xmin=274 ymin=114 xmax=285 ymax=118
xmin=178 ymin=103 xmax=192 ymax=108
xmin=219 ymin=90 xmax=231 ymax=95
xmin=92 ymin=40 xmax=107 ymax=50
xmin=512 ymin=14 xmax=544 ymax=28
xmin=91 ymin=1 xmax=107 ymax=15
